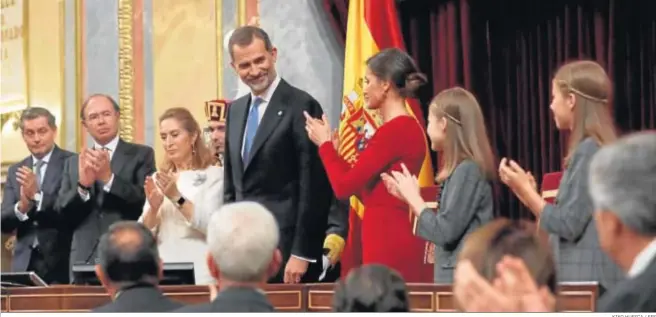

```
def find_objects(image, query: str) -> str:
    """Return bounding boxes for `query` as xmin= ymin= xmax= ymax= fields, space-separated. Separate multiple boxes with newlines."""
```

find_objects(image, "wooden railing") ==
xmin=0 ymin=282 xmax=598 ymax=312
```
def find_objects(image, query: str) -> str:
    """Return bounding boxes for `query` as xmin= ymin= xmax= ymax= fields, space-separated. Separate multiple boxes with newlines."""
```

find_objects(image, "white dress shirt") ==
xmin=627 ymin=238 xmax=656 ymax=278
xmin=13 ymin=147 xmax=55 ymax=221
xmin=78 ymin=134 xmax=120 ymax=201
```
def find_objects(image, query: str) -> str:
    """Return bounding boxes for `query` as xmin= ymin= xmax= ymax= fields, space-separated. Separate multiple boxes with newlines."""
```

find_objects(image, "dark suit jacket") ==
xmin=597 ymin=255 xmax=656 ymax=312
xmin=92 ymin=284 xmax=182 ymax=312
xmin=56 ymin=139 xmax=155 ymax=274
xmin=175 ymin=287 xmax=274 ymax=312
xmin=223 ymin=79 xmax=333 ymax=282
xmin=0 ymin=146 xmax=74 ymax=283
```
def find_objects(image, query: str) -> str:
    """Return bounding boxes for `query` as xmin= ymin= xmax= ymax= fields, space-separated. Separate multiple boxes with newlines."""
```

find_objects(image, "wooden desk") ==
xmin=0 ymin=282 xmax=598 ymax=312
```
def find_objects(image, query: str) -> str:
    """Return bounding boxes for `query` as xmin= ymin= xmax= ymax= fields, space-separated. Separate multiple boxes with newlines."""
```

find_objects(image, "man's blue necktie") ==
xmin=243 ymin=97 xmax=263 ymax=163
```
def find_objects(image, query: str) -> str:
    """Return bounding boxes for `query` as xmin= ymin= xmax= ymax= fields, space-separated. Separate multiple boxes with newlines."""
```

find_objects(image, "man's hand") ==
xmin=17 ymin=185 xmax=31 ymax=214
xmin=88 ymin=149 xmax=112 ymax=184
xmin=78 ymin=149 xmax=96 ymax=187
xmin=16 ymin=166 xmax=37 ymax=200
xmin=284 ymin=257 xmax=308 ymax=284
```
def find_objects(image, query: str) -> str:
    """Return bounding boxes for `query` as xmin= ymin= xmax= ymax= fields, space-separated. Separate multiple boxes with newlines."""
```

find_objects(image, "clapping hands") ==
xmin=303 ymin=112 xmax=333 ymax=146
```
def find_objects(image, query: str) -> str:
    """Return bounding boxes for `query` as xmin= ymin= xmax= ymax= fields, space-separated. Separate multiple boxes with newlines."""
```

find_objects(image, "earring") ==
xmin=192 ymin=144 xmax=196 ymax=155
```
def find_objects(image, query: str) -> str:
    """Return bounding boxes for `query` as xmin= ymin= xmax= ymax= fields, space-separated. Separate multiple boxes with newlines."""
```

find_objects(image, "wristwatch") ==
xmin=175 ymin=196 xmax=186 ymax=207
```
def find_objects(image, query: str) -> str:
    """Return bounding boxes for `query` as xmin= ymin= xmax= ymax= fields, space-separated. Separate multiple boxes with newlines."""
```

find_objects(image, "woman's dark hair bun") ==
xmin=400 ymin=72 xmax=427 ymax=98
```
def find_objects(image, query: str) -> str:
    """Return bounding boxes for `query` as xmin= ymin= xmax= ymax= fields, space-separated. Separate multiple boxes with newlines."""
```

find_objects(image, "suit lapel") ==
xmin=110 ymin=139 xmax=130 ymax=179
xmin=41 ymin=146 xmax=62 ymax=194
xmin=229 ymin=96 xmax=249 ymax=174
xmin=244 ymin=80 xmax=288 ymax=171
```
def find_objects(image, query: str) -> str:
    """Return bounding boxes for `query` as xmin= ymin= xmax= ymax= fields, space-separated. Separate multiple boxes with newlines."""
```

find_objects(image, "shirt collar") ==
xmin=94 ymin=134 xmax=120 ymax=152
xmin=32 ymin=146 xmax=55 ymax=164
xmin=627 ymin=237 xmax=656 ymax=278
xmin=250 ymin=73 xmax=281 ymax=104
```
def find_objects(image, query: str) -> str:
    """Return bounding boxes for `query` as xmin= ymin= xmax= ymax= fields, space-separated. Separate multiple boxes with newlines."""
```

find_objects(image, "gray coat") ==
xmin=539 ymin=137 xmax=624 ymax=290
xmin=416 ymin=160 xmax=494 ymax=283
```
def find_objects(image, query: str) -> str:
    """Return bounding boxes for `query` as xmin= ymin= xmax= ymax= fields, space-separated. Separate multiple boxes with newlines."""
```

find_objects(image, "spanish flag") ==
xmin=337 ymin=0 xmax=434 ymax=279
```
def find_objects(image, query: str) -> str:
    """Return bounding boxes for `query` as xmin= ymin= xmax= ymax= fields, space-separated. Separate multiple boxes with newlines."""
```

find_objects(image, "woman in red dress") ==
xmin=304 ymin=48 xmax=429 ymax=282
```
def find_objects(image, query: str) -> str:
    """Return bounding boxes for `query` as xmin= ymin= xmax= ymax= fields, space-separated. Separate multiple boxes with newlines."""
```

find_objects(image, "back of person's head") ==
xmin=96 ymin=221 xmax=161 ymax=290
xmin=552 ymin=60 xmax=618 ymax=165
xmin=333 ymin=264 xmax=409 ymax=312
xmin=206 ymin=202 xmax=281 ymax=283
xmin=589 ymin=131 xmax=656 ymax=256
xmin=458 ymin=219 xmax=556 ymax=293
xmin=429 ymin=87 xmax=496 ymax=182
xmin=365 ymin=48 xmax=427 ymax=99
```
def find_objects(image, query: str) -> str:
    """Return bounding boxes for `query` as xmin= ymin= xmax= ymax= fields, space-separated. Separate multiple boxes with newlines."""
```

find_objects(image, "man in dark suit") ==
xmin=176 ymin=202 xmax=279 ymax=312
xmin=56 ymin=94 xmax=156 ymax=280
xmin=223 ymin=26 xmax=333 ymax=284
xmin=1 ymin=107 xmax=74 ymax=284
xmin=589 ymin=132 xmax=656 ymax=312
xmin=92 ymin=221 xmax=182 ymax=312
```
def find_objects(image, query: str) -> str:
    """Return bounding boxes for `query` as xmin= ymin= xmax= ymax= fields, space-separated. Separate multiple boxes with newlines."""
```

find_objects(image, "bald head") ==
xmin=97 ymin=221 xmax=160 ymax=283
xmin=589 ymin=131 xmax=656 ymax=235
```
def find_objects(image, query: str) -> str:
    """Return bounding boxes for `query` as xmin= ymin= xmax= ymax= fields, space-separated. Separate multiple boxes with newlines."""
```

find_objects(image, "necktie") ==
xmin=34 ymin=160 xmax=45 ymax=190
xmin=242 ymin=97 xmax=263 ymax=162
xmin=32 ymin=160 xmax=45 ymax=248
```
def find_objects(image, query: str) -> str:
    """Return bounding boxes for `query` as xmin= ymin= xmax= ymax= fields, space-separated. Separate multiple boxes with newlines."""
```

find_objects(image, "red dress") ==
xmin=318 ymin=116 xmax=428 ymax=282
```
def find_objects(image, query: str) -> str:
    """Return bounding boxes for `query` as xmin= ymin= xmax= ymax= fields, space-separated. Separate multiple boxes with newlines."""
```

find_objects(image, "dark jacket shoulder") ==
xmin=597 ymin=257 xmax=656 ymax=312
xmin=175 ymin=287 xmax=274 ymax=312
xmin=92 ymin=285 xmax=182 ymax=312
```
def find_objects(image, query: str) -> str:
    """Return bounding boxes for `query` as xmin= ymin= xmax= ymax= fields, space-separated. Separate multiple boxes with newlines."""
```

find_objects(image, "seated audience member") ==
xmin=589 ymin=132 xmax=656 ymax=312
xmin=92 ymin=221 xmax=182 ymax=312
xmin=333 ymin=264 xmax=410 ymax=312
xmin=454 ymin=219 xmax=556 ymax=312
xmin=139 ymin=107 xmax=223 ymax=285
xmin=175 ymin=202 xmax=281 ymax=312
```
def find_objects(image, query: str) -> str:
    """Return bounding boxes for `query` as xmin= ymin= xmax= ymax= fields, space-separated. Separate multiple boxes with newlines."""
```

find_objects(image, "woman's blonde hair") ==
xmin=429 ymin=87 xmax=496 ymax=182
xmin=553 ymin=60 xmax=618 ymax=165
xmin=158 ymin=107 xmax=214 ymax=172
xmin=458 ymin=218 xmax=556 ymax=294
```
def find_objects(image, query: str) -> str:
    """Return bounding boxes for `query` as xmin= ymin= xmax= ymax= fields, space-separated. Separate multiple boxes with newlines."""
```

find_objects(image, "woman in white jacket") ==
xmin=139 ymin=107 xmax=223 ymax=285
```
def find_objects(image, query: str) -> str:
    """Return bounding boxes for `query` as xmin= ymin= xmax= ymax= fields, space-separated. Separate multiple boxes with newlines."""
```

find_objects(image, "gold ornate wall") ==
xmin=151 ymin=0 xmax=219 ymax=164
xmin=1 ymin=0 xmax=65 ymax=166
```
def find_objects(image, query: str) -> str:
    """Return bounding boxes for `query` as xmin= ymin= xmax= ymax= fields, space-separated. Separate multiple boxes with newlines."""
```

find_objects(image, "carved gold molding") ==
xmin=74 ymin=0 xmax=84 ymax=150
xmin=0 ymin=0 xmax=30 ymax=131
xmin=117 ymin=0 xmax=135 ymax=142
xmin=237 ymin=0 xmax=246 ymax=26
xmin=215 ymin=0 xmax=223 ymax=99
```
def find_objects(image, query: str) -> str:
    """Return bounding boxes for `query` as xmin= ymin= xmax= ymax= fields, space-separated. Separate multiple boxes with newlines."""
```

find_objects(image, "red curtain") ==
xmin=323 ymin=0 xmax=656 ymax=219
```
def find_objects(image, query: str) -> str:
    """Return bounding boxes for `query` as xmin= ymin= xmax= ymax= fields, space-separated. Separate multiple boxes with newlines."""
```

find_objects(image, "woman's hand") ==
xmin=145 ymin=176 xmax=164 ymax=211
xmin=155 ymin=172 xmax=182 ymax=201
xmin=380 ymin=173 xmax=405 ymax=202
xmin=499 ymin=158 xmax=534 ymax=195
xmin=385 ymin=164 xmax=426 ymax=215
xmin=304 ymin=112 xmax=332 ymax=146
xmin=331 ymin=129 xmax=340 ymax=151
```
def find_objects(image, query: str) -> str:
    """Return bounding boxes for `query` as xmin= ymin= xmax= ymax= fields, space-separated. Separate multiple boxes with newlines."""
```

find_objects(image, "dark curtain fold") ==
xmin=323 ymin=0 xmax=655 ymax=220
xmin=322 ymin=0 xmax=350 ymax=46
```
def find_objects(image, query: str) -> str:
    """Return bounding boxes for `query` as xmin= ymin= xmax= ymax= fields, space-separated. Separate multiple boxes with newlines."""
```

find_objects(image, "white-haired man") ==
xmin=589 ymin=131 xmax=656 ymax=312
xmin=175 ymin=202 xmax=281 ymax=312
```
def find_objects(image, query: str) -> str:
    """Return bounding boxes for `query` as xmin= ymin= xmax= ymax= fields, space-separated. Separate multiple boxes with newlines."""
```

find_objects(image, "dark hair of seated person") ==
xmin=458 ymin=218 xmax=557 ymax=293
xmin=332 ymin=264 xmax=409 ymax=312
xmin=97 ymin=221 xmax=160 ymax=285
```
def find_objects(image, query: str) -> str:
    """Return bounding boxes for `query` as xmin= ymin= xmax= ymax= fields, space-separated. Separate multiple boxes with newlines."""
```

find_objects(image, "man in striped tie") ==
xmin=1 ymin=107 xmax=75 ymax=284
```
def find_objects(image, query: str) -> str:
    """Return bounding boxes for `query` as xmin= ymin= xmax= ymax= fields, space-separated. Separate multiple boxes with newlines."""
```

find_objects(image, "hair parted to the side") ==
xmin=553 ymin=60 xmax=618 ymax=166
xmin=366 ymin=48 xmax=427 ymax=98
xmin=429 ymin=87 xmax=496 ymax=182
xmin=158 ymin=107 xmax=214 ymax=172
xmin=458 ymin=218 xmax=557 ymax=295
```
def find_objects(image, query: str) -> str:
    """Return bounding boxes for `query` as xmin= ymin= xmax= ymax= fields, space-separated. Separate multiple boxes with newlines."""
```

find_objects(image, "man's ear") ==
xmin=95 ymin=265 xmax=110 ymax=290
xmin=271 ymin=47 xmax=278 ymax=63
xmin=207 ymin=252 xmax=220 ymax=281
xmin=267 ymin=249 xmax=283 ymax=279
